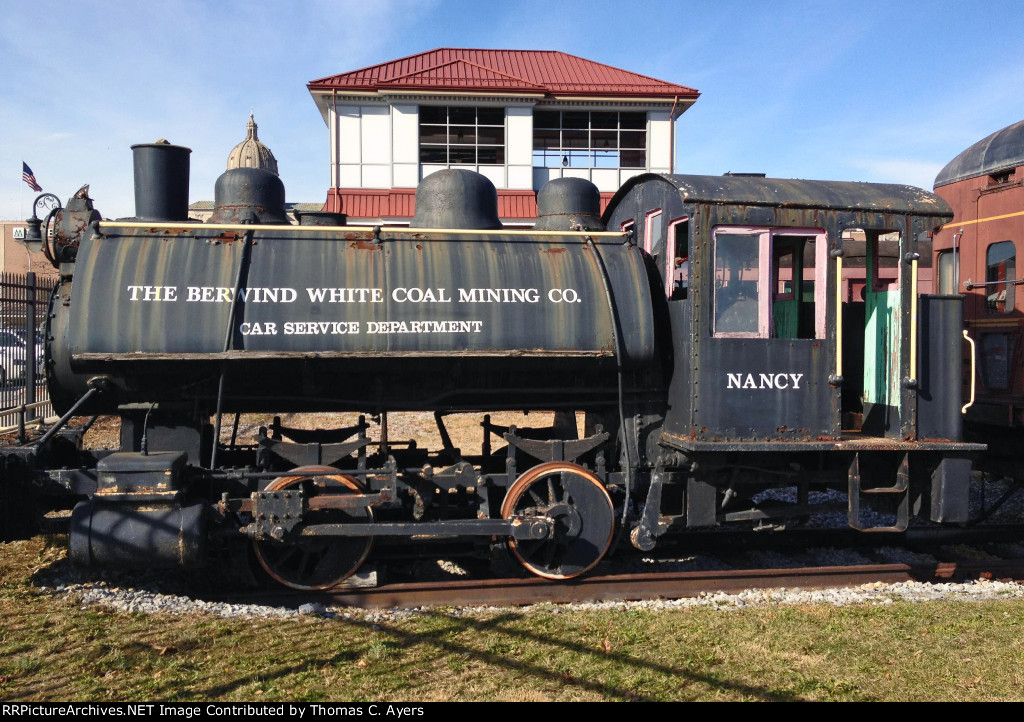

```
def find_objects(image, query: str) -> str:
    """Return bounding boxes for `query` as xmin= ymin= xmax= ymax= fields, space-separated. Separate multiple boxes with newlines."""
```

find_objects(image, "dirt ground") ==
xmin=70 ymin=409 xmax=585 ymax=456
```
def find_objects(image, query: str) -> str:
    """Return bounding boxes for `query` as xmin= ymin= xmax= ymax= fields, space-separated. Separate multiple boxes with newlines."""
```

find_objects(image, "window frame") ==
xmin=532 ymin=110 xmax=648 ymax=169
xmin=419 ymin=106 xmax=506 ymax=166
xmin=712 ymin=226 xmax=828 ymax=339
xmin=936 ymin=249 xmax=959 ymax=295
xmin=985 ymin=240 xmax=1017 ymax=315
xmin=666 ymin=217 xmax=689 ymax=299
xmin=643 ymin=209 xmax=663 ymax=255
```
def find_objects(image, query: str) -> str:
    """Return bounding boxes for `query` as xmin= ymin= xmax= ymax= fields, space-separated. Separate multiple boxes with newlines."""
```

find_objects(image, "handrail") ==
xmin=963 ymin=277 xmax=1024 ymax=290
xmin=962 ymin=330 xmax=976 ymax=414
xmin=909 ymin=257 xmax=918 ymax=384
xmin=835 ymin=255 xmax=843 ymax=379
xmin=96 ymin=220 xmax=628 ymax=238
xmin=0 ymin=401 xmax=52 ymax=439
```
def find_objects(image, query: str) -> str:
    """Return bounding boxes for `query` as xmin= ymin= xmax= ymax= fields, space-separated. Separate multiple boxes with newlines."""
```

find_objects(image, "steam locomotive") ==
xmin=1 ymin=141 xmax=983 ymax=589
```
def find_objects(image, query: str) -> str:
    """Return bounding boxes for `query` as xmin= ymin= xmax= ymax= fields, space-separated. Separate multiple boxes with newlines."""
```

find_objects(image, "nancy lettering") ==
xmin=726 ymin=373 xmax=805 ymax=390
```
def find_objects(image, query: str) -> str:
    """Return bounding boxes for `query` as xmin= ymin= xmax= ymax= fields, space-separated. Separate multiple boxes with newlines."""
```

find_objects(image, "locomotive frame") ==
xmin=0 ymin=143 xmax=986 ymax=590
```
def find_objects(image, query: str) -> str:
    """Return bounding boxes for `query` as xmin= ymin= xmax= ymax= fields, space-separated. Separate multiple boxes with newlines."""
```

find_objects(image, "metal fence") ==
xmin=0 ymin=272 xmax=56 ymax=436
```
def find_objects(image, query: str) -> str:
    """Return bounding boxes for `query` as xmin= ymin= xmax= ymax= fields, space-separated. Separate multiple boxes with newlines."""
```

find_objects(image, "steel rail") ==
xmin=246 ymin=558 xmax=1024 ymax=610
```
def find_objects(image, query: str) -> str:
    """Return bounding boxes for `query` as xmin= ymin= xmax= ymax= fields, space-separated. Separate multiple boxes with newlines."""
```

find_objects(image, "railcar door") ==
xmin=697 ymin=225 xmax=832 ymax=440
xmin=841 ymin=229 xmax=905 ymax=437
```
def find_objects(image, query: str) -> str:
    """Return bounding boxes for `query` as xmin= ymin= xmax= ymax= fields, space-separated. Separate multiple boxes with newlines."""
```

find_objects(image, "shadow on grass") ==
xmin=194 ymin=610 xmax=810 ymax=702
xmin=26 ymin=543 xmax=825 ymax=701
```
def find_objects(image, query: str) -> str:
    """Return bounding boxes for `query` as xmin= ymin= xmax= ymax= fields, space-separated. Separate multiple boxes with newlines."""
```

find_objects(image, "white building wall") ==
xmin=648 ymin=110 xmax=672 ymax=174
xmin=392 ymin=104 xmax=419 ymax=188
xmin=360 ymin=106 xmax=391 ymax=188
xmin=506 ymin=106 xmax=533 ymax=190
xmin=331 ymin=102 xmax=676 ymax=194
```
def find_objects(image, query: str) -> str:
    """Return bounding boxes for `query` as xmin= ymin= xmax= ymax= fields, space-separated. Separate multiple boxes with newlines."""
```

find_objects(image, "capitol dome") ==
xmin=226 ymin=112 xmax=279 ymax=175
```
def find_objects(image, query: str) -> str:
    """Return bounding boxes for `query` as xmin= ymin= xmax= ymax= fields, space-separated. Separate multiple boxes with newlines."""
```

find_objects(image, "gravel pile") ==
xmin=33 ymin=548 xmax=1024 ymax=621
xmin=560 ymin=578 xmax=1024 ymax=614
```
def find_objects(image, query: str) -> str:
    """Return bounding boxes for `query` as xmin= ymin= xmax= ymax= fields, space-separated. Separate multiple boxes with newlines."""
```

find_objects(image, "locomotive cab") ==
xmin=604 ymin=174 xmax=982 ymax=538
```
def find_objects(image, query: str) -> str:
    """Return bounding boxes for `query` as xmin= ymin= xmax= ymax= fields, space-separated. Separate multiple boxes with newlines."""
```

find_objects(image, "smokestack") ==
xmin=131 ymin=140 xmax=191 ymax=221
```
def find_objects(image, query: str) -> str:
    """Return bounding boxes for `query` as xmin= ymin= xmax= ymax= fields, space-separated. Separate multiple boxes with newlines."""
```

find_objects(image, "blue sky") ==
xmin=2 ymin=0 xmax=1023 ymax=220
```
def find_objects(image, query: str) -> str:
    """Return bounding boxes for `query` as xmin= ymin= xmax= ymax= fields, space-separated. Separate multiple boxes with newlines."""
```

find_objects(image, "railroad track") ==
xmin=188 ymin=525 xmax=1024 ymax=610
xmin=317 ymin=559 xmax=1024 ymax=609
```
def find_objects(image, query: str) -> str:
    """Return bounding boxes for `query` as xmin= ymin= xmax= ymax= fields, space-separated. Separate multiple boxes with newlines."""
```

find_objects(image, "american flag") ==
xmin=22 ymin=162 xmax=42 ymax=192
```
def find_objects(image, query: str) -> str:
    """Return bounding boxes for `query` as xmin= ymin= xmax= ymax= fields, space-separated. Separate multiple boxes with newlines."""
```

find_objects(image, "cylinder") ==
xmin=69 ymin=501 xmax=207 ymax=568
xmin=131 ymin=142 xmax=192 ymax=222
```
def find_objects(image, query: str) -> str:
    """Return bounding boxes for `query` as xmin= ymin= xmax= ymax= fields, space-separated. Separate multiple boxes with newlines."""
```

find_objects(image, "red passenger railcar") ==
xmin=933 ymin=120 xmax=1024 ymax=468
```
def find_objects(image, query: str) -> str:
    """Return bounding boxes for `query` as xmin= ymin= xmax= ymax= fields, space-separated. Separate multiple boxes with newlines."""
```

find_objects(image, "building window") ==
xmin=419 ymin=107 xmax=505 ymax=165
xmin=986 ymin=241 xmax=1016 ymax=315
xmin=532 ymin=111 xmax=647 ymax=169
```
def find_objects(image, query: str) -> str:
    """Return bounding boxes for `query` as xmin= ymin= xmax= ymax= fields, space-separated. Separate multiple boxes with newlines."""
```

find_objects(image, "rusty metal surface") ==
xmin=67 ymin=230 xmax=645 ymax=356
xmin=935 ymin=119 xmax=1024 ymax=187
xmin=606 ymin=173 xmax=953 ymax=217
xmin=605 ymin=173 xmax=956 ymax=446
xmin=53 ymin=223 xmax=657 ymax=414
xmin=660 ymin=431 xmax=986 ymax=452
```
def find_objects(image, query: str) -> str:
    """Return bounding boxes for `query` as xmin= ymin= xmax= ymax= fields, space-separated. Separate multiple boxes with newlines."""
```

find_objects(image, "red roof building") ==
xmin=307 ymin=49 xmax=699 ymax=224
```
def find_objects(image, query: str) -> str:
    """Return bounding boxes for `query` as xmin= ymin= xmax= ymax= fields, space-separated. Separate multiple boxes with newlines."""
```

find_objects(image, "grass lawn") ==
xmin=1 ymin=537 xmax=1022 ymax=701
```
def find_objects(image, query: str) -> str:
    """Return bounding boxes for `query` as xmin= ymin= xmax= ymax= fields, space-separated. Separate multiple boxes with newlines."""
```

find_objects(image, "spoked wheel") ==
xmin=252 ymin=465 xmax=373 ymax=590
xmin=500 ymin=462 xmax=615 ymax=580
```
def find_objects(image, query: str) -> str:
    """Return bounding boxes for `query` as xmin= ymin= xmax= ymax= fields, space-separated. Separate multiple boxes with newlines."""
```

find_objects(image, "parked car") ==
xmin=0 ymin=328 xmax=44 ymax=386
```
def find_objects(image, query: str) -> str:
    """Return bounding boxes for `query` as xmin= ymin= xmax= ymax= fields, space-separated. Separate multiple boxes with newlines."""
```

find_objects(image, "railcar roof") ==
xmin=934 ymin=119 xmax=1024 ymax=187
xmin=604 ymin=173 xmax=952 ymax=219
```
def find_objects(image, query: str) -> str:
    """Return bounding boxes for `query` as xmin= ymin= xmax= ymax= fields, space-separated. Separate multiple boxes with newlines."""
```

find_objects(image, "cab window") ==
xmin=713 ymin=227 xmax=826 ymax=338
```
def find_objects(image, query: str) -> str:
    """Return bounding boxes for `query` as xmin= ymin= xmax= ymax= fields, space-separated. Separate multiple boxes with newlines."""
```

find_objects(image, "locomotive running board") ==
xmin=660 ymin=432 xmax=986 ymax=454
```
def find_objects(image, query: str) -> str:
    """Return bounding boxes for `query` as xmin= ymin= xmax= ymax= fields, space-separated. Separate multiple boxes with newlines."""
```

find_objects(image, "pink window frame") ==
xmin=666 ymin=216 xmax=689 ymax=298
xmin=712 ymin=226 xmax=828 ymax=339
xmin=643 ymin=209 xmax=663 ymax=254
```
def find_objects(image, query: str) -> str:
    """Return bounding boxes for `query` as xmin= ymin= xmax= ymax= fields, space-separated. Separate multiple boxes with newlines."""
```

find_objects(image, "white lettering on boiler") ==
xmin=184 ymin=287 xmax=297 ymax=303
xmin=726 ymin=373 xmax=804 ymax=390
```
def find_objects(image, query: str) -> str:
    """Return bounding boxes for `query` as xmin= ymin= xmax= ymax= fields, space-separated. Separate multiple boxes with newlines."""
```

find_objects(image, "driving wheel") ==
xmin=252 ymin=466 xmax=373 ymax=590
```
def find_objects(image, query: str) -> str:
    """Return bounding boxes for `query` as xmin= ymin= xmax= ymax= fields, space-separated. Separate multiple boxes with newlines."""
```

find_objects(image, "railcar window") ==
xmin=644 ymin=209 xmax=663 ymax=256
xmin=937 ymin=250 xmax=958 ymax=295
xmin=771 ymin=236 xmax=821 ymax=339
xmin=714 ymin=233 xmax=762 ymax=336
xmin=667 ymin=218 xmax=689 ymax=299
xmin=532 ymin=111 xmax=647 ymax=169
xmin=869 ymin=231 xmax=901 ymax=292
xmin=713 ymin=228 xmax=825 ymax=338
xmin=419 ymin=106 xmax=506 ymax=165
xmin=980 ymin=333 xmax=1013 ymax=390
xmin=986 ymin=241 xmax=1016 ymax=315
